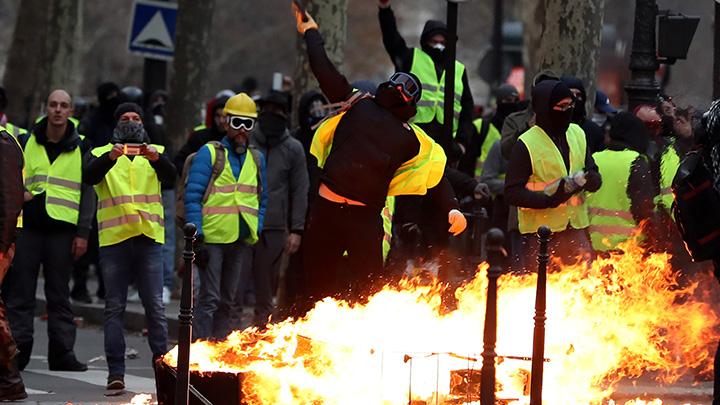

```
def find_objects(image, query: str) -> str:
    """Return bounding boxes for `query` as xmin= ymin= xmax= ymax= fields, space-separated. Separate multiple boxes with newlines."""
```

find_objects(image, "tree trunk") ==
xmin=535 ymin=0 xmax=606 ymax=109
xmin=165 ymin=0 xmax=216 ymax=154
xmin=3 ymin=0 xmax=50 ymax=127
xmin=44 ymin=0 xmax=84 ymax=96
xmin=292 ymin=0 xmax=348 ymax=119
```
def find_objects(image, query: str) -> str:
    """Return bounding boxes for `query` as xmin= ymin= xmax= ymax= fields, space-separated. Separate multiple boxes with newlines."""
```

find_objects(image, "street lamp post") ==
xmin=443 ymin=0 xmax=467 ymax=148
xmin=625 ymin=0 xmax=660 ymax=112
xmin=715 ymin=0 xmax=720 ymax=99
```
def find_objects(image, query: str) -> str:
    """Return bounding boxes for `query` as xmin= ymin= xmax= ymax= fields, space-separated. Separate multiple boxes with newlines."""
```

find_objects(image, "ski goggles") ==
xmin=228 ymin=116 xmax=255 ymax=131
xmin=388 ymin=72 xmax=420 ymax=104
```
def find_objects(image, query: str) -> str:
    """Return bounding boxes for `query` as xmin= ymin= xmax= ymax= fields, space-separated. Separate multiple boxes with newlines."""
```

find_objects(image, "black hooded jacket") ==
xmin=505 ymin=81 xmax=601 ymax=209
xmin=174 ymin=102 xmax=227 ymax=175
xmin=378 ymin=6 xmax=475 ymax=151
xmin=304 ymin=28 xmax=458 ymax=212
xmin=560 ymin=76 xmax=606 ymax=154
xmin=293 ymin=91 xmax=329 ymax=205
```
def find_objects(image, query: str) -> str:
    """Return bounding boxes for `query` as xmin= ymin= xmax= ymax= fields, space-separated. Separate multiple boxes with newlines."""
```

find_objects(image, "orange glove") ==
xmin=448 ymin=209 xmax=467 ymax=236
xmin=292 ymin=1 xmax=318 ymax=34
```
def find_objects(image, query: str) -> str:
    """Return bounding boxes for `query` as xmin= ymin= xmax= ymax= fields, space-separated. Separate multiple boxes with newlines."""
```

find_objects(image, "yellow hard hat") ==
xmin=223 ymin=93 xmax=257 ymax=118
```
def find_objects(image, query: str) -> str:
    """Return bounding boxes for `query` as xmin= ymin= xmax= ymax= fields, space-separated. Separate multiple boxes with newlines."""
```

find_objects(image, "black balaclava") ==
xmin=97 ymin=82 xmax=121 ymax=121
xmin=375 ymin=83 xmax=417 ymax=122
xmin=420 ymin=20 xmax=448 ymax=62
xmin=560 ymin=76 xmax=587 ymax=124
xmin=532 ymin=80 xmax=574 ymax=139
xmin=298 ymin=91 xmax=330 ymax=131
xmin=608 ymin=111 xmax=650 ymax=154
xmin=493 ymin=101 xmax=521 ymax=129
xmin=259 ymin=111 xmax=288 ymax=140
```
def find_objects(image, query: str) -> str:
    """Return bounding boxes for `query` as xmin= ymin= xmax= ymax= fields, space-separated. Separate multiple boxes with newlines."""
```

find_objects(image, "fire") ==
xmin=164 ymin=240 xmax=720 ymax=404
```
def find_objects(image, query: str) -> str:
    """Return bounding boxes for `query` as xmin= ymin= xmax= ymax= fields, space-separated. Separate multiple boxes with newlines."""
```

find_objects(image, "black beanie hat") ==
xmin=114 ymin=102 xmax=144 ymax=122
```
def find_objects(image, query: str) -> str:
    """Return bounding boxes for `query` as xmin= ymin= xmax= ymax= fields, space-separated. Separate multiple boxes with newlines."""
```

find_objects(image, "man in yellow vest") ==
xmin=585 ymin=112 xmax=657 ymax=252
xmin=0 ymin=126 xmax=27 ymax=400
xmin=505 ymin=80 xmax=602 ymax=271
xmin=378 ymin=0 xmax=474 ymax=152
xmin=83 ymin=102 xmax=175 ymax=390
xmin=2 ymin=90 xmax=94 ymax=373
xmin=184 ymin=93 xmax=267 ymax=339
xmin=294 ymin=6 xmax=466 ymax=306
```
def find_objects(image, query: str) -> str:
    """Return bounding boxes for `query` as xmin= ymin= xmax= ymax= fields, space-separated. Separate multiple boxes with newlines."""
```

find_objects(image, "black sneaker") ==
xmin=49 ymin=358 xmax=88 ymax=372
xmin=106 ymin=375 xmax=125 ymax=390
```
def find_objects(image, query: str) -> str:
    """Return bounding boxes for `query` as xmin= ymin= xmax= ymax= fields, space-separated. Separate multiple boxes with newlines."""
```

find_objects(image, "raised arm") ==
xmin=293 ymin=4 xmax=353 ymax=103
xmin=378 ymin=2 xmax=412 ymax=71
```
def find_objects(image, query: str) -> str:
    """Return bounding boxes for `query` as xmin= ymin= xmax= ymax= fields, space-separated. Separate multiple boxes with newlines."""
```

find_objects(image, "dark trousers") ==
xmin=250 ymin=230 xmax=286 ymax=327
xmin=2 ymin=229 xmax=77 ymax=368
xmin=0 ymin=297 xmax=24 ymax=395
xmin=303 ymin=198 xmax=384 ymax=306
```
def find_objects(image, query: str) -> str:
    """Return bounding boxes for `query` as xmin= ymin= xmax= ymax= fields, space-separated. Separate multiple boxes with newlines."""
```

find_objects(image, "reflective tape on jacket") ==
xmin=91 ymin=143 xmax=165 ymax=246
xmin=586 ymin=149 xmax=640 ymax=251
xmin=517 ymin=124 xmax=589 ymax=234
xmin=23 ymin=134 xmax=82 ymax=225
xmin=410 ymin=48 xmax=465 ymax=135
xmin=201 ymin=144 xmax=261 ymax=245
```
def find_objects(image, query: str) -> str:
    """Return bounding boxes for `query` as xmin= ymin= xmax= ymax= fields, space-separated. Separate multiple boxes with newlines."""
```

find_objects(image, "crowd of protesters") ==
xmin=0 ymin=0 xmax=719 ymax=400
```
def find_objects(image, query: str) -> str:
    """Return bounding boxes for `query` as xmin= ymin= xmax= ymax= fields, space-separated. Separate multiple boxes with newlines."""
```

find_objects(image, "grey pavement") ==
xmin=15 ymin=319 xmax=156 ymax=404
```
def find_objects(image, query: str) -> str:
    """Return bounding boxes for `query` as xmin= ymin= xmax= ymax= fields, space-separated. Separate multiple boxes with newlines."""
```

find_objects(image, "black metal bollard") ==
xmin=529 ymin=226 xmax=551 ymax=405
xmin=175 ymin=223 xmax=196 ymax=405
xmin=480 ymin=228 xmax=506 ymax=405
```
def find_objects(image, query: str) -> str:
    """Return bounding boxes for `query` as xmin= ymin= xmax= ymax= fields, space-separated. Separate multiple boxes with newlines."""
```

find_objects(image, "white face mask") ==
xmin=431 ymin=43 xmax=446 ymax=52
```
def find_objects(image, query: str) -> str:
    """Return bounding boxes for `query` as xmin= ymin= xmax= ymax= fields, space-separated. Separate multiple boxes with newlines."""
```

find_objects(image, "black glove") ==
xmin=473 ymin=182 xmax=491 ymax=200
xmin=194 ymin=234 xmax=209 ymax=269
xmin=583 ymin=169 xmax=602 ymax=193
xmin=547 ymin=179 xmax=574 ymax=208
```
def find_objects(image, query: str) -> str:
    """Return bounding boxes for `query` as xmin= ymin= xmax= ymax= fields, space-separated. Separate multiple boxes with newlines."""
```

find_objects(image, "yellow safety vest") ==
xmin=517 ymin=124 xmax=590 ymax=234
xmin=586 ymin=149 xmax=639 ymax=251
xmin=410 ymin=48 xmax=465 ymax=134
xmin=201 ymin=144 xmax=260 ymax=245
xmin=2 ymin=128 xmax=25 ymax=228
xmin=655 ymin=143 xmax=680 ymax=214
xmin=381 ymin=196 xmax=395 ymax=261
xmin=311 ymin=111 xmax=446 ymax=198
xmin=23 ymin=134 xmax=83 ymax=225
xmin=4 ymin=123 xmax=27 ymax=138
xmin=473 ymin=118 xmax=501 ymax=178
xmin=91 ymin=143 xmax=165 ymax=247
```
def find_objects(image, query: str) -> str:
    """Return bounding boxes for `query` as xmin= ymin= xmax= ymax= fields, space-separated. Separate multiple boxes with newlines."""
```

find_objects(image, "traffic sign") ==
xmin=128 ymin=0 xmax=178 ymax=61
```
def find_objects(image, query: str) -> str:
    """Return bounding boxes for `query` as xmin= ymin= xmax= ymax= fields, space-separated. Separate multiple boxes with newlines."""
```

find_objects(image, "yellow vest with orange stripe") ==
xmin=23 ymin=134 xmax=83 ymax=225
xmin=91 ymin=143 xmax=165 ymax=247
xmin=517 ymin=124 xmax=590 ymax=234
xmin=201 ymin=144 xmax=260 ymax=245
xmin=585 ymin=149 xmax=639 ymax=251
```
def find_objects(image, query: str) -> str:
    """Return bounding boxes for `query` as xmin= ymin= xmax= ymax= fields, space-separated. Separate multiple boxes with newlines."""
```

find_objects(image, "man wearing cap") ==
xmin=245 ymin=90 xmax=307 ymax=327
xmin=84 ymin=102 xmax=175 ymax=390
xmin=185 ymin=93 xmax=267 ymax=338
xmin=592 ymin=90 xmax=617 ymax=130
xmin=377 ymin=0 xmax=474 ymax=153
xmin=3 ymin=89 xmax=94 ymax=372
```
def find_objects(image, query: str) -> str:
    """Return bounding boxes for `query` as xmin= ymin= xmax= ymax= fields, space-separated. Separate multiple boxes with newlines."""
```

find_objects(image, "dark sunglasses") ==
xmin=228 ymin=116 xmax=255 ymax=130
xmin=388 ymin=72 xmax=420 ymax=103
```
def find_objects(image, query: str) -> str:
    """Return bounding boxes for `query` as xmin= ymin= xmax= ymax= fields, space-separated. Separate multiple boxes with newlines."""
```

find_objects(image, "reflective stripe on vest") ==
xmin=586 ymin=149 xmax=639 ymax=251
xmin=654 ymin=144 xmax=680 ymax=215
xmin=473 ymin=118 xmax=501 ymax=178
xmin=381 ymin=196 xmax=395 ymax=262
xmin=410 ymin=48 xmax=465 ymax=135
xmin=91 ymin=143 xmax=165 ymax=247
xmin=517 ymin=124 xmax=589 ymax=234
xmin=201 ymin=144 xmax=260 ymax=245
xmin=23 ymin=134 xmax=82 ymax=225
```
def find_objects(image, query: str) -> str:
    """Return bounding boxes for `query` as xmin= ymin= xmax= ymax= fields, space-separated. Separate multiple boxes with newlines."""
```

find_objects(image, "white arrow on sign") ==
xmin=132 ymin=10 xmax=174 ymax=51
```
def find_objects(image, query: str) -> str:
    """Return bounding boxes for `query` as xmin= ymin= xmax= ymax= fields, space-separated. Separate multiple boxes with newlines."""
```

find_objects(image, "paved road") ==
xmin=16 ymin=319 xmax=158 ymax=404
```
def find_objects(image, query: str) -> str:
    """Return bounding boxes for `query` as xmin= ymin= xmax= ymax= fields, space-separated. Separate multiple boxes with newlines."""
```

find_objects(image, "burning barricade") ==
xmin=159 ymin=240 xmax=719 ymax=404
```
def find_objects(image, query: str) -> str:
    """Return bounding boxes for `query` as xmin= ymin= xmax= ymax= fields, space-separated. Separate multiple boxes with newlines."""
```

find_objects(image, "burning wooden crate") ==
xmin=154 ymin=357 xmax=245 ymax=405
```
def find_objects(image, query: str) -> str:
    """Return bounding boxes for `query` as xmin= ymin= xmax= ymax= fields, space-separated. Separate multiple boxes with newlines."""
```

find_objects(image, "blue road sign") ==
xmin=128 ymin=0 xmax=178 ymax=61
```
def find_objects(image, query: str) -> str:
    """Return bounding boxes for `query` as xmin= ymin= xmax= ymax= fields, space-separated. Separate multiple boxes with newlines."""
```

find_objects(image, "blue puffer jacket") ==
xmin=185 ymin=136 xmax=267 ymax=240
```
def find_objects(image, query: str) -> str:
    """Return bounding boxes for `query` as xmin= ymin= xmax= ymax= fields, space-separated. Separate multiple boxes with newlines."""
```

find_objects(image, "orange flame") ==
xmin=164 ymin=240 xmax=719 ymax=404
